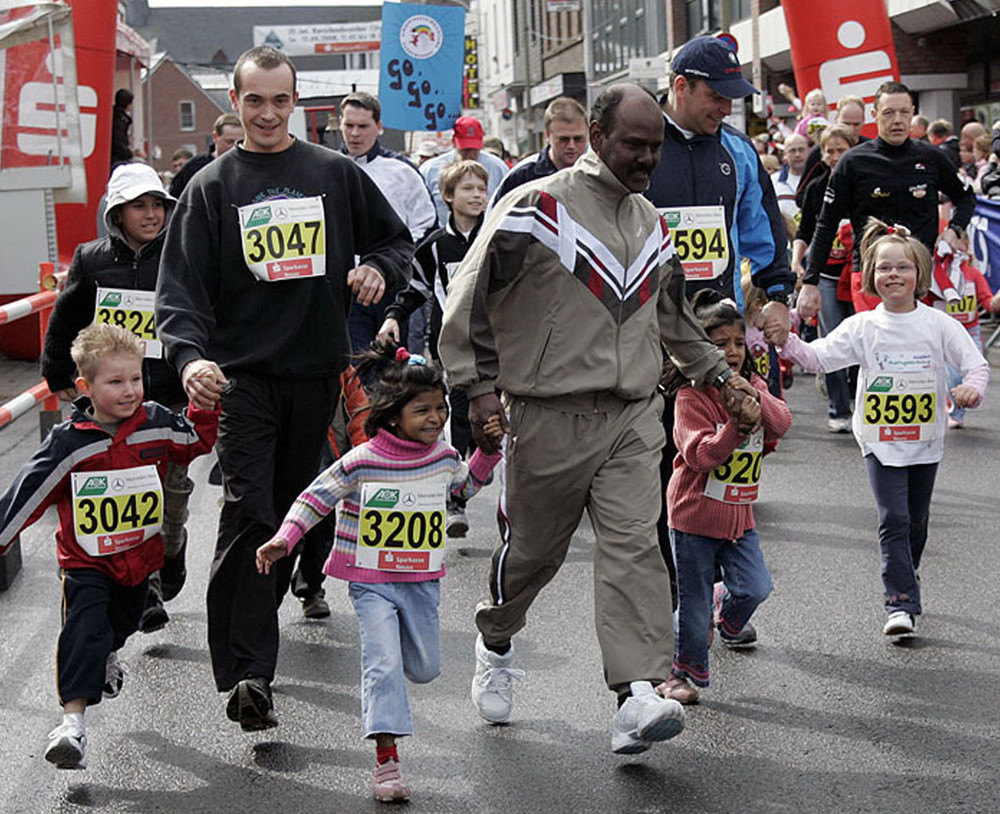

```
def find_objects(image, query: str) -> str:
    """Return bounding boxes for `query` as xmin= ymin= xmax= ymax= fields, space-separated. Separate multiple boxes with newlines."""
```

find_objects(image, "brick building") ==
xmin=145 ymin=56 xmax=228 ymax=175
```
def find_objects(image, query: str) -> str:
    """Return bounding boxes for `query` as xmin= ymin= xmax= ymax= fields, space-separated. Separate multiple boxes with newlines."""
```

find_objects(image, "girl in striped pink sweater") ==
xmin=257 ymin=345 xmax=503 ymax=803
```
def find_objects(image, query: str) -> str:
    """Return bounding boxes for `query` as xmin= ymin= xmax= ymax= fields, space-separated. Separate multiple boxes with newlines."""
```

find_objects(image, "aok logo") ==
xmin=817 ymin=20 xmax=895 ymax=123
xmin=15 ymin=52 xmax=98 ymax=160
xmin=868 ymin=376 xmax=894 ymax=393
xmin=366 ymin=488 xmax=400 ymax=508
xmin=77 ymin=476 xmax=108 ymax=496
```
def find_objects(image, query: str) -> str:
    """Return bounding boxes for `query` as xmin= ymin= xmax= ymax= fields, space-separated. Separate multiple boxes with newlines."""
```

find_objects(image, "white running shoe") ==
xmin=611 ymin=681 xmax=686 ymax=755
xmin=103 ymin=650 xmax=127 ymax=699
xmin=471 ymin=634 xmax=524 ymax=724
xmin=44 ymin=718 xmax=86 ymax=770
xmin=883 ymin=610 xmax=917 ymax=637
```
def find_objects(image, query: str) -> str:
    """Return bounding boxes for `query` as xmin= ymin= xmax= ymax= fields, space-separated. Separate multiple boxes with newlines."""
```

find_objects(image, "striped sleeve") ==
xmin=0 ymin=430 xmax=86 ymax=548
xmin=276 ymin=459 xmax=355 ymax=551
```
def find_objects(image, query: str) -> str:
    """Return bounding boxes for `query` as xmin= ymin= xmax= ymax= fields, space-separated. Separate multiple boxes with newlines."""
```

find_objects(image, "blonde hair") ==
xmin=859 ymin=218 xmax=931 ymax=299
xmin=820 ymin=123 xmax=857 ymax=150
xmin=804 ymin=88 xmax=827 ymax=111
xmin=439 ymin=159 xmax=488 ymax=200
xmin=760 ymin=154 xmax=780 ymax=173
xmin=70 ymin=323 xmax=144 ymax=382
xmin=973 ymin=134 xmax=991 ymax=160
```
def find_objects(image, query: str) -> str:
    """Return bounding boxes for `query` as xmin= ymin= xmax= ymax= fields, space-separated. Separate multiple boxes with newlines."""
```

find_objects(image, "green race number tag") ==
xmin=862 ymin=371 xmax=936 ymax=442
xmin=356 ymin=480 xmax=447 ymax=572
xmin=704 ymin=428 xmax=764 ymax=504
xmin=659 ymin=205 xmax=729 ymax=281
xmin=71 ymin=466 xmax=163 ymax=556
xmin=94 ymin=288 xmax=160 ymax=358
xmin=238 ymin=196 xmax=326 ymax=281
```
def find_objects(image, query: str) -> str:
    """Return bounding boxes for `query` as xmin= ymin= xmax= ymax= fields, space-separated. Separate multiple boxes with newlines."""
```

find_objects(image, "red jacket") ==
xmin=668 ymin=373 xmax=791 ymax=540
xmin=0 ymin=399 xmax=218 ymax=586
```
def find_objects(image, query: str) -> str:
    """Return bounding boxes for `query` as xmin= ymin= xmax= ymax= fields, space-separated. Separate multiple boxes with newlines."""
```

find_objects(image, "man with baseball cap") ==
xmin=421 ymin=115 xmax=508 ymax=224
xmin=644 ymin=36 xmax=794 ymax=660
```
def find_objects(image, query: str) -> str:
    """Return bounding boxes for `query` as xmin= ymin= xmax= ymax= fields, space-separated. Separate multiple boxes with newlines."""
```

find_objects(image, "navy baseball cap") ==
xmin=672 ymin=36 xmax=759 ymax=99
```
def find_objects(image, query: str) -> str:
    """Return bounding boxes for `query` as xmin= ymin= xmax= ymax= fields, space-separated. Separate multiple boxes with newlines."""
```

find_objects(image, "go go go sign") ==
xmin=379 ymin=2 xmax=465 ymax=132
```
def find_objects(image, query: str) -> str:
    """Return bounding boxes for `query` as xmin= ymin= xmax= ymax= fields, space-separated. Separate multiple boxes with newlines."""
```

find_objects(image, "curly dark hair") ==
xmin=662 ymin=289 xmax=752 ymax=396
xmin=353 ymin=341 xmax=449 ymax=438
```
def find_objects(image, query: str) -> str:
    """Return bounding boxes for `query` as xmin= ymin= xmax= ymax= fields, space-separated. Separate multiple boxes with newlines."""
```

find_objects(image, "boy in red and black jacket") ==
xmin=0 ymin=325 xmax=220 ymax=770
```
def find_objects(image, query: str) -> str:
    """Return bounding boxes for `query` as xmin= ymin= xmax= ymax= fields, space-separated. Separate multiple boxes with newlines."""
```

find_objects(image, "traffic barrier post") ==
xmin=0 ymin=262 xmax=66 ymax=590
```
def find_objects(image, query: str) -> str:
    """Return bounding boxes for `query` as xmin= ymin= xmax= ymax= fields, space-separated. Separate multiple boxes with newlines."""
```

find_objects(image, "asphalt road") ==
xmin=0 ymin=358 xmax=998 ymax=814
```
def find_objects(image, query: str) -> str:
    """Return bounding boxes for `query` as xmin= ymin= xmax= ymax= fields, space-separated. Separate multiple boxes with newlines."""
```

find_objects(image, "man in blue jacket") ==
xmin=644 ymin=35 xmax=795 ymax=613
xmin=646 ymin=36 xmax=794 ymax=314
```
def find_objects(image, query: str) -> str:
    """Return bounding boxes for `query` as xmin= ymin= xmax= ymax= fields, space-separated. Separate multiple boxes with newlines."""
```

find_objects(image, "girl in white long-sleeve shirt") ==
xmin=770 ymin=219 xmax=988 ymax=638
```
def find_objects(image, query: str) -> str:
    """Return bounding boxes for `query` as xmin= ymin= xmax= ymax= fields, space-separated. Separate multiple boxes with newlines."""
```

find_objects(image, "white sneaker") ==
xmin=471 ymin=634 xmax=524 ymax=724
xmin=883 ymin=610 xmax=917 ymax=636
xmin=103 ymin=650 xmax=127 ymax=699
xmin=611 ymin=681 xmax=685 ymax=755
xmin=827 ymin=416 xmax=852 ymax=433
xmin=44 ymin=718 xmax=86 ymax=769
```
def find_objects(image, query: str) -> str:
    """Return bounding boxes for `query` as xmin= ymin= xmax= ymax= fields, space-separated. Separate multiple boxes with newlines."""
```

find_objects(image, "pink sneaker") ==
xmin=710 ymin=582 xmax=727 ymax=647
xmin=373 ymin=759 xmax=411 ymax=803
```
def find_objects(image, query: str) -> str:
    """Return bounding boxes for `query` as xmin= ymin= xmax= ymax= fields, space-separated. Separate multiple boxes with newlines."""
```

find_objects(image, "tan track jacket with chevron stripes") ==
xmin=439 ymin=148 xmax=729 ymax=402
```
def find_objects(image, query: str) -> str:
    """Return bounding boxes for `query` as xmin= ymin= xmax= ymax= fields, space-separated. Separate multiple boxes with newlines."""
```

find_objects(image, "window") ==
xmin=179 ymin=101 xmax=195 ymax=131
xmin=687 ymin=0 xmax=752 ymax=38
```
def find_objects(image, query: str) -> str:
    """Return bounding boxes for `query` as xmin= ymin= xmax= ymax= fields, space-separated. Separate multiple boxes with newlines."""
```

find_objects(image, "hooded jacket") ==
xmin=439 ymin=149 xmax=728 ymax=401
xmin=41 ymin=196 xmax=184 ymax=404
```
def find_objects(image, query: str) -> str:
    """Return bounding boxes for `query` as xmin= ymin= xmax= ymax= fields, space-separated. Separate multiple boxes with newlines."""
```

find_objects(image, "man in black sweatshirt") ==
xmin=799 ymin=81 xmax=974 ymax=320
xmin=155 ymin=46 xmax=412 ymax=732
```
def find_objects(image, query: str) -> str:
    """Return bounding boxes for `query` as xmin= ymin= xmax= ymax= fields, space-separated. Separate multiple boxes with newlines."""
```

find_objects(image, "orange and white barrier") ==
xmin=0 ymin=262 xmax=65 ymax=433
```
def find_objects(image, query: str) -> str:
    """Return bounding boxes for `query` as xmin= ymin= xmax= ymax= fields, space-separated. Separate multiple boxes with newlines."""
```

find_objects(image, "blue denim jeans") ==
xmin=670 ymin=527 xmax=772 ymax=687
xmin=864 ymin=455 xmax=938 ymax=615
xmin=818 ymin=276 xmax=854 ymax=418
xmin=348 ymin=580 xmax=441 ymax=738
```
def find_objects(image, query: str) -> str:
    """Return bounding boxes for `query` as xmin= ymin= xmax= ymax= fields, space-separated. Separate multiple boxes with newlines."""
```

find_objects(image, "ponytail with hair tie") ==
xmin=394 ymin=347 xmax=428 ymax=366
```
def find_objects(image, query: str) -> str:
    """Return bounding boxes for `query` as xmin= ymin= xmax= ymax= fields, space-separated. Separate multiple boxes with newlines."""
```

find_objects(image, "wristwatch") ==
xmin=949 ymin=224 xmax=966 ymax=240
xmin=714 ymin=368 xmax=734 ymax=390
xmin=768 ymin=291 xmax=790 ymax=306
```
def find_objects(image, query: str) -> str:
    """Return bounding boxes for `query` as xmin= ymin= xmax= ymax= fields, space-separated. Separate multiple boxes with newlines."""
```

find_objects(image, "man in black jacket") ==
xmin=489 ymin=96 xmax=588 ymax=207
xmin=799 ymin=81 xmax=974 ymax=320
xmin=168 ymin=113 xmax=243 ymax=198
xmin=155 ymin=46 xmax=413 ymax=732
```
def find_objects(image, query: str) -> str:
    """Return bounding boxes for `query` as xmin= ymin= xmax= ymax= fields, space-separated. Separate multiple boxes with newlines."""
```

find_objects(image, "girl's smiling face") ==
xmin=873 ymin=242 xmax=918 ymax=313
xmin=708 ymin=322 xmax=747 ymax=374
xmin=393 ymin=388 xmax=448 ymax=444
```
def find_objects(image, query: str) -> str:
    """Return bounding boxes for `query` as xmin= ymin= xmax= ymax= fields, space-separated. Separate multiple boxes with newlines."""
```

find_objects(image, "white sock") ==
xmin=63 ymin=712 xmax=85 ymax=729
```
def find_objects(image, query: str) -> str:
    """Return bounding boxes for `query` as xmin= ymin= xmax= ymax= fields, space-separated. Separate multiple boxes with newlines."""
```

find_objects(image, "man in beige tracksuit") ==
xmin=439 ymin=84 xmax=757 ymax=755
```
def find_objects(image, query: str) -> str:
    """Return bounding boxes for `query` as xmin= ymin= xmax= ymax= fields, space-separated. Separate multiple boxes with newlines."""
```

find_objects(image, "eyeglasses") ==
xmin=875 ymin=263 xmax=916 ymax=273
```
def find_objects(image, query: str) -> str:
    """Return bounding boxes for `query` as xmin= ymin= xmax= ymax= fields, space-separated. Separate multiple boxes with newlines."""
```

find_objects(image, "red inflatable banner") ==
xmin=0 ymin=0 xmax=115 ymax=263
xmin=782 ymin=0 xmax=900 ymax=138
xmin=56 ymin=0 xmax=116 ymax=260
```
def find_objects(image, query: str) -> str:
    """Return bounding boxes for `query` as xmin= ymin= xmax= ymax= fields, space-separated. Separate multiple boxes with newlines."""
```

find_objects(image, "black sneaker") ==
xmin=160 ymin=536 xmax=187 ymax=602
xmin=140 ymin=597 xmax=169 ymax=633
xmin=446 ymin=508 xmax=469 ymax=538
xmin=718 ymin=621 xmax=757 ymax=649
xmin=226 ymin=676 xmax=278 ymax=732
xmin=301 ymin=590 xmax=331 ymax=619
xmin=208 ymin=461 xmax=223 ymax=486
